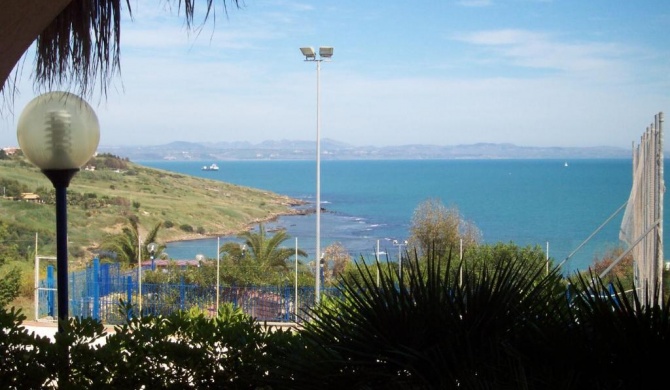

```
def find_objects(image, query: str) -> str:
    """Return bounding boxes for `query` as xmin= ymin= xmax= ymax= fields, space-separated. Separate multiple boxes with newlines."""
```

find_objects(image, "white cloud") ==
xmin=456 ymin=0 xmax=493 ymax=7
xmin=1 ymin=1 xmax=668 ymax=150
xmin=451 ymin=29 xmax=635 ymax=82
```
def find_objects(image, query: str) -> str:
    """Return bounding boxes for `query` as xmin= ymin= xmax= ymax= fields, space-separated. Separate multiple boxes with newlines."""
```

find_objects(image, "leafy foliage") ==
xmin=0 ymin=267 xmax=21 ymax=308
xmin=271 ymin=246 xmax=670 ymax=389
xmin=0 ymin=219 xmax=50 ymax=265
xmin=0 ymin=178 xmax=30 ymax=198
xmin=322 ymin=242 xmax=352 ymax=283
xmin=0 ymin=308 xmax=55 ymax=388
xmin=2 ymin=245 xmax=670 ymax=388
xmin=87 ymin=153 xmax=129 ymax=170
xmin=218 ymin=224 xmax=309 ymax=286
xmin=409 ymin=198 xmax=482 ymax=259
xmin=588 ymin=246 xmax=635 ymax=289
xmin=99 ymin=217 xmax=164 ymax=265
xmin=0 ymin=303 xmax=299 ymax=389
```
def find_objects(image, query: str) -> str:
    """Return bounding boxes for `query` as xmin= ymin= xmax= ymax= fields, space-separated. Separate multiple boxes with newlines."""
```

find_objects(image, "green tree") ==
xmin=0 ymin=267 xmax=21 ymax=308
xmin=408 ymin=198 xmax=481 ymax=259
xmin=99 ymin=217 xmax=163 ymax=266
xmin=468 ymin=242 xmax=551 ymax=274
xmin=220 ymin=224 xmax=308 ymax=283
xmin=0 ymin=221 xmax=22 ymax=264
xmin=0 ymin=178 xmax=29 ymax=199
xmin=322 ymin=242 xmax=352 ymax=284
xmin=588 ymin=246 xmax=635 ymax=290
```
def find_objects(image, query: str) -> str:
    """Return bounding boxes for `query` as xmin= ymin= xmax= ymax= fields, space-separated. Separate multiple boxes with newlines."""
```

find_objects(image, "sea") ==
xmin=136 ymin=159 xmax=665 ymax=275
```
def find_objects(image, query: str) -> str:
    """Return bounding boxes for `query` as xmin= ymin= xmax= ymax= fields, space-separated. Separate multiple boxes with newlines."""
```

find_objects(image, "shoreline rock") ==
xmin=165 ymin=203 xmax=315 ymax=243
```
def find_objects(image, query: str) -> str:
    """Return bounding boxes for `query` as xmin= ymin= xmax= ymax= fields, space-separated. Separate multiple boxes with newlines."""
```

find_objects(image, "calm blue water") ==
xmin=138 ymin=159 xmax=662 ymax=274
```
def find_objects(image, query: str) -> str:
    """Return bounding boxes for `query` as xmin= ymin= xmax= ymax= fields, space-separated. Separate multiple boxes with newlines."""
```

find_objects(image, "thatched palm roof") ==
xmin=1 ymin=0 xmax=239 ymax=103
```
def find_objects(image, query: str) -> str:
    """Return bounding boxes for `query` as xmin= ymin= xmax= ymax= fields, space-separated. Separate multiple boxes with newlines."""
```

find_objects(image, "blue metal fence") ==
xmin=37 ymin=258 xmax=337 ymax=325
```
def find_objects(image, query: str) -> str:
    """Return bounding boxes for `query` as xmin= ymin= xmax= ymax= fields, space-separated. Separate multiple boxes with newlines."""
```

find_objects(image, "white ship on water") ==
xmin=202 ymin=163 xmax=219 ymax=171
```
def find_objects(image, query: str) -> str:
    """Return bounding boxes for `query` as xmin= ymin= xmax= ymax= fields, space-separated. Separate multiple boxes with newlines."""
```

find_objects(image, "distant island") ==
xmin=98 ymin=139 xmax=636 ymax=162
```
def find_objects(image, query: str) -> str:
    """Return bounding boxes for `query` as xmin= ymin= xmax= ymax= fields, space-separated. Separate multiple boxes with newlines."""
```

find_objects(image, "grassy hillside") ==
xmin=0 ymin=154 xmax=305 ymax=265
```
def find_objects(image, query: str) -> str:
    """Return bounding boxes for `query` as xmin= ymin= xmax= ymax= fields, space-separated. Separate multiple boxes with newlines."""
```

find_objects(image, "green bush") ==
xmin=179 ymin=224 xmax=194 ymax=233
xmin=271 ymin=249 xmax=670 ymax=389
xmin=2 ymin=248 xmax=669 ymax=389
xmin=0 ymin=304 xmax=300 ymax=389
xmin=0 ymin=307 xmax=55 ymax=388
xmin=0 ymin=267 xmax=21 ymax=308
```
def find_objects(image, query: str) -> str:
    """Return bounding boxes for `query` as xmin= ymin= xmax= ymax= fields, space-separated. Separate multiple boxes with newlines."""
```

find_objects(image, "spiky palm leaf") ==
xmin=273 ymin=245 xmax=574 ymax=389
xmin=100 ymin=217 xmax=163 ymax=265
xmin=3 ymin=1 xmax=242 ymax=97
xmin=235 ymin=224 xmax=307 ymax=271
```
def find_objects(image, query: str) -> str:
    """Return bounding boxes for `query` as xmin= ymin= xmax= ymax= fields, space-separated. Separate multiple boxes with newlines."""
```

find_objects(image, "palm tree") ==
xmin=100 ymin=217 xmax=163 ymax=266
xmin=221 ymin=223 xmax=307 ymax=272
xmin=1 ymin=1 xmax=241 ymax=99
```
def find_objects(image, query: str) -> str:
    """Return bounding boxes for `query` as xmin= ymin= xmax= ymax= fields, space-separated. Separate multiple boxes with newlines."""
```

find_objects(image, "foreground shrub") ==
xmin=272 ymin=248 xmax=670 ymax=389
xmin=0 ymin=307 xmax=55 ymax=388
xmin=0 ymin=267 xmax=21 ymax=307
xmin=3 ymin=246 xmax=669 ymax=389
xmin=0 ymin=304 xmax=301 ymax=389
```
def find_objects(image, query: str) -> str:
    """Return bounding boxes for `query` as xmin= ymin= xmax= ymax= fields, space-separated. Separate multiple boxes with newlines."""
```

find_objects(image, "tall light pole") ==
xmin=17 ymin=91 xmax=100 ymax=387
xmin=300 ymin=46 xmax=333 ymax=305
xmin=393 ymin=239 xmax=408 ymax=282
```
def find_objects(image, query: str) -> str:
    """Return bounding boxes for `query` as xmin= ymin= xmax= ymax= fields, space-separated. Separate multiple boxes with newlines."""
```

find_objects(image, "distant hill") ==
xmin=0 ymin=155 xmax=303 ymax=262
xmin=99 ymin=139 xmax=633 ymax=162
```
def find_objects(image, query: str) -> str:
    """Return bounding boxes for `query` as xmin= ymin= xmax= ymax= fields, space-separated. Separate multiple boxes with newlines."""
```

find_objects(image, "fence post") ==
xmin=47 ymin=265 xmax=55 ymax=318
xmin=70 ymin=269 xmax=76 ymax=318
xmin=126 ymin=275 xmax=133 ymax=319
xmin=100 ymin=263 xmax=109 ymax=296
xmin=180 ymin=275 xmax=185 ymax=311
xmin=93 ymin=258 xmax=100 ymax=320
xmin=283 ymin=284 xmax=290 ymax=321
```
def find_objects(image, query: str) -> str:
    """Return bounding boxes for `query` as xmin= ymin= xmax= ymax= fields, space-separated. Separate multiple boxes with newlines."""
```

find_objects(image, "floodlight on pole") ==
xmin=16 ymin=91 xmax=100 ymax=387
xmin=148 ymin=242 xmax=158 ymax=270
xmin=300 ymin=45 xmax=333 ymax=305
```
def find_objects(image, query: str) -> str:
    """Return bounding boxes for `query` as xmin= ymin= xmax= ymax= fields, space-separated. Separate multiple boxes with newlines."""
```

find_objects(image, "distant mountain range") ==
xmin=98 ymin=139 xmax=635 ymax=161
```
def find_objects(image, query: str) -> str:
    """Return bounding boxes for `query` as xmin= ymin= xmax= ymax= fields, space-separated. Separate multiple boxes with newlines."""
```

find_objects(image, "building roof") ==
xmin=140 ymin=259 xmax=202 ymax=268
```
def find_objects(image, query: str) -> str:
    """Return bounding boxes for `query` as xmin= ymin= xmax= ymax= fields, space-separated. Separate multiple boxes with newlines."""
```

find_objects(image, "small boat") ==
xmin=202 ymin=163 xmax=219 ymax=171
xmin=564 ymin=162 xmax=568 ymax=167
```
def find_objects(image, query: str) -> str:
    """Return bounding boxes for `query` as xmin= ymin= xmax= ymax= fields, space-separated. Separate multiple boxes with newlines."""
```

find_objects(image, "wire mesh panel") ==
xmin=619 ymin=112 xmax=664 ymax=306
xmin=41 ymin=259 xmax=332 ymax=325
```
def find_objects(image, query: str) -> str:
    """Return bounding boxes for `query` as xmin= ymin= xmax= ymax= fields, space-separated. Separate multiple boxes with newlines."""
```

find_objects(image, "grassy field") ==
xmin=0 ymin=156 xmax=305 ymax=264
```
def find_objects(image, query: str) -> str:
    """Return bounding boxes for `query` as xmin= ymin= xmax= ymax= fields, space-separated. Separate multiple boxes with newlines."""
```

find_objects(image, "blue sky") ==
xmin=1 ymin=0 xmax=669 ymax=149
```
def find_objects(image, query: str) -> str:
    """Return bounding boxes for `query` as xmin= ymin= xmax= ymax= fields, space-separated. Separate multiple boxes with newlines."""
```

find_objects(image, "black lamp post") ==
xmin=16 ymin=91 xmax=100 ymax=385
